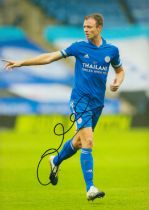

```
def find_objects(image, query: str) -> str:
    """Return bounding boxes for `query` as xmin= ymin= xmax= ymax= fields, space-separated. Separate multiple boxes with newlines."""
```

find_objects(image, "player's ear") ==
xmin=100 ymin=25 xmax=102 ymax=31
xmin=97 ymin=25 xmax=102 ymax=33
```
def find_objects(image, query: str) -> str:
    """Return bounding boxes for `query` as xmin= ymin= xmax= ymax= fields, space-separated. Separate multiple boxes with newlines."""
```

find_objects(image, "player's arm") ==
xmin=3 ymin=51 xmax=63 ymax=70
xmin=110 ymin=66 xmax=125 ymax=92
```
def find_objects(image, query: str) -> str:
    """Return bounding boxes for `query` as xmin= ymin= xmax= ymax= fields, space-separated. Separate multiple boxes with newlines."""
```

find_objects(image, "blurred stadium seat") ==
xmin=30 ymin=0 xmax=149 ymax=27
xmin=0 ymin=26 xmax=73 ymax=116
xmin=30 ymin=0 xmax=129 ymax=27
xmin=125 ymin=0 xmax=149 ymax=25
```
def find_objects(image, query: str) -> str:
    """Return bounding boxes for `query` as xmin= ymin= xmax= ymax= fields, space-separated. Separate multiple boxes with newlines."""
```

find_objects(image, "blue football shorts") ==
xmin=69 ymin=100 xmax=103 ymax=131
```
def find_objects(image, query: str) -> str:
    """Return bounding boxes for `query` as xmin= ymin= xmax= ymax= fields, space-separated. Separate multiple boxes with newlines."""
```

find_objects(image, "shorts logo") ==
xmin=77 ymin=117 xmax=82 ymax=124
xmin=105 ymin=56 xmax=110 ymax=63
xmin=84 ymin=54 xmax=89 ymax=58
xmin=70 ymin=101 xmax=74 ymax=108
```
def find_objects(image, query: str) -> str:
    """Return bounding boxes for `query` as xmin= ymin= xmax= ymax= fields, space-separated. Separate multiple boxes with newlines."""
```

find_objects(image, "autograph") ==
xmin=36 ymin=94 xmax=103 ymax=186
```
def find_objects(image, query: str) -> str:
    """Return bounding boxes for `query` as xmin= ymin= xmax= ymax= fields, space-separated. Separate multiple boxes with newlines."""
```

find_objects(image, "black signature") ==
xmin=36 ymin=94 xmax=103 ymax=186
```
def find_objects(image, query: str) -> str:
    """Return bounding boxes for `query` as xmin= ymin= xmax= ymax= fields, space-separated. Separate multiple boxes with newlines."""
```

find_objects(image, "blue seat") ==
xmin=31 ymin=0 xmax=129 ymax=27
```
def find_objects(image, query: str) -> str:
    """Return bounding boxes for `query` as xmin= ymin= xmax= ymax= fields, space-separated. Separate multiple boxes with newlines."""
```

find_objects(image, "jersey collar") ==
xmin=87 ymin=37 xmax=106 ymax=48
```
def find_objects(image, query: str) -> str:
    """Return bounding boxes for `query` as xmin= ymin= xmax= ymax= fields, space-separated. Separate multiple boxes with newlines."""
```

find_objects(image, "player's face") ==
xmin=83 ymin=18 xmax=102 ymax=40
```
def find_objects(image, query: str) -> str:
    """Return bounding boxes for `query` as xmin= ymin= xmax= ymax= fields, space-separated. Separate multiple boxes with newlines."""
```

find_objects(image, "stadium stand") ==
xmin=30 ymin=0 xmax=129 ymax=27
xmin=0 ymin=0 xmax=149 ymax=127
xmin=0 ymin=26 xmax=73 ymax=115
xmin=30 ymin=0 xmax=149 ymax=26
xmin=125 ymin=0 xmax=149 ymax=25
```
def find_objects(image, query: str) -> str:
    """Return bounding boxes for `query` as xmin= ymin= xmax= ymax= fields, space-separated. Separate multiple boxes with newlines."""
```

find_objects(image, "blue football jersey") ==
xmin=61 ymin=38 xmax=122 ymax=108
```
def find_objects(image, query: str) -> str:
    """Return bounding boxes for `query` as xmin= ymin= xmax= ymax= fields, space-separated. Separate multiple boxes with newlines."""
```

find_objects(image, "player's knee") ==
xmin=72 ymin=137 xmax=82 ymax=149
xmin=76 ymin=142 xmax=82 ymax=149
xmin=73 ymin=141 xmax=82 ymax=149
xmin=83 ymin=138 xmax=93 ymax=148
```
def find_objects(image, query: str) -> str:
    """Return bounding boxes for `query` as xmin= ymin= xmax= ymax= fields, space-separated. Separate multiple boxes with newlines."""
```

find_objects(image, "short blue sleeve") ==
xmin=61 ymin=42 xmax=78 ymax=58
xmin=111 ymin=47 xmax=122 ymax=68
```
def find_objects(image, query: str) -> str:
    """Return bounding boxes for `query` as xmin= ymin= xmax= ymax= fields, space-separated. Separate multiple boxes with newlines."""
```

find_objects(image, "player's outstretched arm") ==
xmin=110 ymin=66 xmax=125 ymax=92
xmin=2 ymin=51 xmax=63 ymax=70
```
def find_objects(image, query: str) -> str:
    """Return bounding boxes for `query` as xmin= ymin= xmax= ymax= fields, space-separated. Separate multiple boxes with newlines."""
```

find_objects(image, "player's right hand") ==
xmin=2 ymin=59 xmax=22 ymax=70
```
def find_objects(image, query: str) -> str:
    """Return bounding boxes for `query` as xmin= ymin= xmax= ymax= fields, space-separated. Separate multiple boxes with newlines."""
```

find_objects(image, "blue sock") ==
xmin=80 ymin=148 xmax=94 ymax=191
xmin=53 ymin=140 xmax=77 ymax=166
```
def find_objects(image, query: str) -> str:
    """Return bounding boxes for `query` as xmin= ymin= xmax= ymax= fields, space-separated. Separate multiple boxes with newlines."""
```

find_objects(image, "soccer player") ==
xmin=4 ymin=13 xmax=125 ymax=201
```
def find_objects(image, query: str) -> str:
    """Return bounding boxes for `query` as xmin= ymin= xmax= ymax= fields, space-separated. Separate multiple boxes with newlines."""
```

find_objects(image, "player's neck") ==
xmin=89 ymin=35 xmax=102 ymax=47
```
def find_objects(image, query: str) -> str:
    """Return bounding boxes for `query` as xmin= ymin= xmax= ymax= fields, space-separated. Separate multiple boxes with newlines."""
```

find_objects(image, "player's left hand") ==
xmin=110 ymin=79 xmax=120 ymax=92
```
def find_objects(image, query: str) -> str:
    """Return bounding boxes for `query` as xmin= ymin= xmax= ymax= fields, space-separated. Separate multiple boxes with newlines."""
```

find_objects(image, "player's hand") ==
xmin=2 ymin=59 xmax=22 ymax=70
xmin=110 ymin=79 xmax=120 ymax=92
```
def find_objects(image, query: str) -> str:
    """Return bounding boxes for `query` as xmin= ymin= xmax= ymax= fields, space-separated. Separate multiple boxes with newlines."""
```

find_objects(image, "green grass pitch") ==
xmin=0 ymin=127 xmax=149 ymax=210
